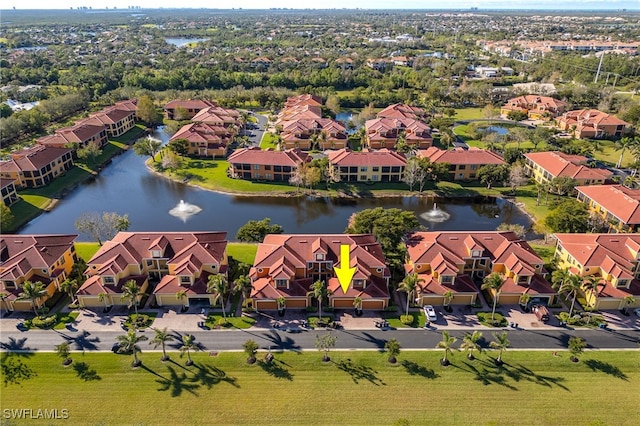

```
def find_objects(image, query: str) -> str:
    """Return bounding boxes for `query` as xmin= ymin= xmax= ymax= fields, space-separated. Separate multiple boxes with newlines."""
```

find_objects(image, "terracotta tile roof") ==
xmin=376 ymin=103 xmax=426 ymax=120
xmin=503 ymin=95 xmax=567 ymax=112
xmin=327 ymin=148 xmax=407 ymax=167
xmin=562 ymin=109 xmax=630 ymax=127
xmin=77 ymin=274 xmax=147 ymax=296
xmin=280 ymin=118 xmax=346 ymax=134
xmin=0 ymin=177 xmax=16 ymax=189
xmin=0 ymin=234 xmax=77 ymax=281
xmin=418 ymin=147 xmax=505 ymax=165
xmin=284 ymin=94 xmax=323 ymax=108
xmin=576 ymin=185 xmax=640 ymax=225
xmin=524 ymin=151 xmax=612 ymax=181
xmin=56 ymin=122 xmax=106 ymax=143
xmin=170 ymin=122 xmax=231 ymax=145
xmin=365 ymin=117 xmax=430 ymax=133
xmin=228 ymin=147 xmax=310 ymax=167
xmin=415 ymin=274 xmax=478 ymax=296
xmin=555 ymin=234 xmax=640 ymax=275
xmin=114 ymin=99 xmax=138 ymax=112
xmin=191 ymin=106 xmax=241 ymax=126
xmin=2 ymin=145 xmax=72 ymax=172
xmin=87 ymin=106 xmax=134 ymax=125
xmin=154 ymin=271 xmax=213 ymax=295
xmin=501 ymin=275 xmax=555 ymax=296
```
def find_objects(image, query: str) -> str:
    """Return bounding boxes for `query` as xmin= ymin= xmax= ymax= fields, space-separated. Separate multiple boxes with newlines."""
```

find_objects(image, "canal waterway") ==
xmin=19 ymin=130 xmax=532 ymax=241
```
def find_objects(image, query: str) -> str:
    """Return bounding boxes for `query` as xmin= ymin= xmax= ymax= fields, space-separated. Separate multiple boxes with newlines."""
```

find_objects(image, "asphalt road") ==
xmin=2 ymin=327 xmax=638 ymax=353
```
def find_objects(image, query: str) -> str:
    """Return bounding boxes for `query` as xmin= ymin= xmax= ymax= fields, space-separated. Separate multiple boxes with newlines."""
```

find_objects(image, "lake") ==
xmin=18 ymin=130 xmax=533 ymax=241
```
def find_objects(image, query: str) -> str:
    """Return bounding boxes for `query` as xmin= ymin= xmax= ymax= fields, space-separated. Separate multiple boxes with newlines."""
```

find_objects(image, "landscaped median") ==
xmin=1 ymin=351 xmax=637 ymax=424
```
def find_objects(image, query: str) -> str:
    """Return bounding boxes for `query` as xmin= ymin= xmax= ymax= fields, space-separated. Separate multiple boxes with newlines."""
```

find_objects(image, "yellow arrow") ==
xmin=334 ymin=244 xmax=356 ymax=294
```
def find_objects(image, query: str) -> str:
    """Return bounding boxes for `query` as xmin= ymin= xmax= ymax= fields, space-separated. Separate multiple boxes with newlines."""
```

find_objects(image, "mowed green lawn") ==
xmin=1 ymin=351 xmax=637 ymax=425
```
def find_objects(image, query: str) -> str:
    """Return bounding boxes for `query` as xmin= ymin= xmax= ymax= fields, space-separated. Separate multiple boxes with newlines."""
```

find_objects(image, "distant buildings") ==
xmin=557 ymin=109 xmax=631 ymax=139
xmin=501 ymin=95 xmax=567 ymax=120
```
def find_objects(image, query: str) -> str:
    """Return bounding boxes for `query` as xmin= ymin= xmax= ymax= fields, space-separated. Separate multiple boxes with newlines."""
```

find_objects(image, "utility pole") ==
xmin=594 ymin=53 xmax=604 ymax=83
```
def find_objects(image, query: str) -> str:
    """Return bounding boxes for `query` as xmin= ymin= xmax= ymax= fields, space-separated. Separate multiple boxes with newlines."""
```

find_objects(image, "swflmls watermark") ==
xmin=3 ymin=409 xmax=69 ymax=420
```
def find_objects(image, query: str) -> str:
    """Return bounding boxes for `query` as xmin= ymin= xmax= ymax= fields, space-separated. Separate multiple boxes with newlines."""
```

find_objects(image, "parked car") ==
xmin=532 ymin=305 xmax=550 ymax=322
xmin=634 ymin=308 xmax=640 ymax=318
xmin=423 ymin=305 xmax=437 ymax=322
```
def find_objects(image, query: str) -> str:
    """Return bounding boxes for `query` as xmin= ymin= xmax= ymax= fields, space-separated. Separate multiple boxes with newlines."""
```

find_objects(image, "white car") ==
xmin=634 ymin=308 xmax=640 ymax=318
xmin=423 ymin=305 xmax=437 ymax=322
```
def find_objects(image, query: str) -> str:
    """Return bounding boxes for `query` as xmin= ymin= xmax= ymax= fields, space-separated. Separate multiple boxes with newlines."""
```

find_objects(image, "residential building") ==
xmin=0 ymin=178 xmax=18 ymax=206
xmin=163 ymin=99 xmax=216 ymax=120
xmin=114 ymin=99 xmax=138 ymax=118
xmin=377 ymin=103 xmax=427 ymax=121
xmin=191 ymin=105 xmax=242 ymax=128
xmin=0 ymin=145 xmax=74 ymax=188
xmin=554 ymin=233 xmax=640 ymax=310
xmin=37 ymin=122 xmax=108 ymax=149
xmin=284 ymin=94 xmax=323 ymax=109
xmin=77 ymin=232 xmax=228 ymax=309
xmin=524 ymin=151 xmax=612 ymax=185
xmin=500 ymin=95 xmax=567 ymax=120
xmin=228 ymin=147 xmax=310 ymax=182
xmin=250 ymin=234 xmax=391 ymax=311
xmin=327 ymin=148 xmax=406 ymax=183
xmin=279 ymin=118 xmax=347 ymax=150
xmin=0 ymin=234 xmax=78 ymax=312
xmin=85 ymin=106 xmax=136 ymax=137
xmin=365 ymin=117 xmax=433 ymax=150
xmin=250 ymin=57 xmax=272 ymax=68
xmin=391 ymin=56 xmax=413 ymax=67
xmin=557 ymin=109 xmax=631 ymax=139
xmin=405 ymin=231 xmax=555 ymax=307
xmin=170 ymin=122 xmax=234 ymax=158
xmin=366 ymin=58 xmax=390 ymax=70
xmin=576 ymin=185 xmax=640 ymax=233
xmin=276 ymin=104 xmax=322 ymax=125
xmin=418 ymin=147 xmax=505 ymax=181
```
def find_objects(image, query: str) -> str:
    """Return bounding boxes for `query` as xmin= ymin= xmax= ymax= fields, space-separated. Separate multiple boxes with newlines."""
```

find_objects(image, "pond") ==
xmin=18 ymin=130 xmax=533 ymax=241
xmin=481 ymin=125 xmax=510 ymax=136
xmin=164 ymin=38 xmax=209 ymax=47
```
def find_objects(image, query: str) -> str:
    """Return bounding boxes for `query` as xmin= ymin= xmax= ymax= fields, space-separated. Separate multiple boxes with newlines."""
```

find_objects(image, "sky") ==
xmin=3 ymin=0 xmax=639 ymax=11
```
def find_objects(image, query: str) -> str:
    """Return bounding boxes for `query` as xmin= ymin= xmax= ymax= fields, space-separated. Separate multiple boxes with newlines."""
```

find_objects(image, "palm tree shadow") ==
xmin=73 ymin=362 xmax=102 ymax=381
xmin=190 ymin=362 xmax=239 ymax=389
xmin=259 ymin=330 xmax=301 ymax=352
xmin=1 ymin=352 xmax=37 ymax=386
xmin=333 ymin=358 xmax=385 ymax=386
xmin=156 ymin=365 xmax=200 ymax=397
xmin=0 ymin=337 xmax=34 ymax=357
xmin=257 ymin=359 xmax=294 ymax=381
xmin=168 ymin=359 xmax=194 ymax=372
xmin=462 ymin=361 xmax=518 ymax=390
xmin=55 ymin=330 xmax=100 ymax=352
xmin=584 ymin=359 xmax=629 ymax=381
xmin=351 ymin=331 xmax=386 ymax=350
xmin=400 ymin=360 xmax=439 ymax=379
xmin=140 ymin=364 xmax=167 ymax=380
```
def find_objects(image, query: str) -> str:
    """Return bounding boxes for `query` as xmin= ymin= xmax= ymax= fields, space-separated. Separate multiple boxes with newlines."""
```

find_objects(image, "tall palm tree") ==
xmin=116 ymin=329 xmax=148 ymax=367
xmin=460 ymin=331 xmax=483 ymax=360
xmin=353 ymin=296 xmax=363 ymax=312
xmin=398 ymin=273 xmax=425 ymax=317
xmin=149 ymin=327 xmax=174 ymax=361
xmin=308 ymin=280 xmax=332 ymax=320
xmin=233 ymin=275 xmax=252 ymax=308
xmin=443 ymin=290 xmax=454 ymax=307
xmin=179 ymin=334 xmax=197 ymax=366
xmin=60 ymin=278 xmax=79 ymax=304
xmin=622 ymin=295 xmax=636 ymax=313
xmin=490 ymin=331 xmax=510 ymax=365
xmin=481 ymin=273 xmax=504 ymax=321
xmin=551 ymin=268 xmax=571 ymax=293
xmin=560 ymin=274 xmax=583 ymax=318
xmin=17 ymin=281 xmax=47 ymax=317
xmin=121 ymin=280 xmax=145 ymax=315
xmin=276 ymin=296 xmax=287 ymax=312
xmin=436 ymin=331 xmax=457 ymax=366
xmin=582 ymin=275 xmax=602 ymax=308
xmin=176 ymin=290 xmax=188 ymax=308
xmin=207 ymin=274 xmax=229 ymax=319
xmin=98 ymin=292 xmax=110 ymax=309
xmin=615 ymin=136 xmax=635 ymax=169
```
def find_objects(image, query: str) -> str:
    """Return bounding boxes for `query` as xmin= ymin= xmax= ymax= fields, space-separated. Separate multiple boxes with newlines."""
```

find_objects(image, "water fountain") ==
xmin=420 ymin=203 xmax=451 ymax=223
xmin=169 ymin=200 xmax=202 ymax=222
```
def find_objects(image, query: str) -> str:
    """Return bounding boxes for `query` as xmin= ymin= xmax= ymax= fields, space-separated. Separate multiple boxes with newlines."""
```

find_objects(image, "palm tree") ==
xmin=622 ymin=295 xmax=636 ymax=314
xmin=582 ymin=275 xmax=602 ymax=310
xmin=519 ymin=293 xmax=532 ymax=311
xmin=121 ymin=280 xmax=145 ymax=316
xmin=481 ymin=273 xmax=504 ymax=322
xmin=615 ymin=136 xmax=635 ymax=169
xmin=560 ymin=274 xmax=583 ymax=318
xmin=460 ymin=331 xmax=483 ymax=360
xmin=490 ymin=331 xmax=510 ymax=365
xmin=276 ymin=296 xmax=286 ymax=312
xmin=436 ymin=331 xmax=457 ymax=366
xmin=55 ymin=342 xmax=72 ymax=366
xmin=0 ymin=292 xmax=8 ymax=318
xmin=242 ymin=339 xmax=259 ymax=364
xmin=398 ymin=273 xmax=425 ymax=317
xmin=176 ymin=290 xmax=188 ymax=309
xmin=60 ymin=278 xmax=79 ymax=305
xmin=179 ymin=334 xmax=197 ymax=366
xmin=353 ymin=296 xmax=363 ymax=312
xmin=385 ymin=338 xmax=401 ymax=364
xmin=207 ymin=274 xmax=229 ymax=319
xmin=624 ymin=175 xmax=637 ymax=189
xmin=116 ymin=329 xmax=148 ymax=367
xmin=149 ymin=327 xmax=174 ymax=361
xmin=308 ymin=280 xmax=332 ymax=320
xmin=233 ymin=275 xmax=252 ymax=308
xmin=551 ymin=268 xmax=571 ymax=293
xmin=568 ymin=336 xmax=586 ymax=362
xmin=443 ymin=290 xmax=454 ymax=308
xmin=17 ymin=281 xmax=47 ymax=317
xmin=98 ymin=292 xmax=110 ymax=310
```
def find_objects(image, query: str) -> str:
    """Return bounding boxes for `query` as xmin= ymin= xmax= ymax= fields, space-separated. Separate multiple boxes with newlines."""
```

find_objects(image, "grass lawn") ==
xmin=204 ymin=314 xmax=256 ymax=329
xmin=74 ymin=242 xmax=101 ymax=262
xmin=452 ymin=107 xmax=484 ymax=120
xmin=260 ymin=132 xmax=280 ymax=150
xmin=1 ymin=351 xmax=637 ymax=425
xmin=530 ymin=242 xmax=556 ymax=266
xmin=592 ymin=139 xmax=633 ymax=167
xmin=227 ymin=243 xmax=258 ymax=264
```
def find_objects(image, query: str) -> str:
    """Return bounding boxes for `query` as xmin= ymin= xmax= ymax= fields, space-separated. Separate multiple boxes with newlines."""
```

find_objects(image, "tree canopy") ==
xmin=545 ymin=200 xmax=590 ymax=233
xmin=236 ymin=218 xmax=284 ymax=243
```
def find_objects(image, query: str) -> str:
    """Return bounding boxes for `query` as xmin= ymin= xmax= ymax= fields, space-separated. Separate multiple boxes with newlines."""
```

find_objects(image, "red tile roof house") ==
xmin=557 ymin=109 xmax=631 ymax=139
xmin=500 ymin=95 xmax=568 ymax=120
xmin=405 ymin=231 xmax=556 ymax=307
xmin=0 ymin=145 xmax=74 ymax=188
xmin=0 ymin=177 xmax=19 ymax=206
xmin=163 ymin=99 xmax=217 ymax=120
xmin=77 ymin=232 xmax=228 ymax=309
xmin=418 ymin=147 xmax=505 ymax=181
xmin=250 ymin=234 xmax=391 ymax=311
xmin=279 ymin=118 xmax=348 ymax=150
xmin=276 ymin=104 xmax=323 ymax=125
xmin=284 ymin=94 xmax=323 ymax=109
xmin=365 ymin=118 xmax=433 ymax=150
xmin=327 ymin=148 xmax=407 ymax=183
xmin=191 ymin=105 xmax=242 ymax=128
xmin=113 ymin=99 xmax=138 ymax=118
xmin=576 ymin=184 xmax=640 ymax=233
xmin=84 ymin=106 xmax=136 ymax=137
xmin=377 ymin=103 xmax=427 ymax=121
xmin=0 ymin=234 xmax=78 ymax=312
xmin=524 ymin=151 xmax=612 ymax=186
xmin=554 ymin=233 xmax=640 ymax=310
xmin=37 ymin=122 xmax=108 ymax=150
xmin=228 ymin=147 xmax=310 ymax=182
xmin=170 ymin=122 xmax=234 ymax=158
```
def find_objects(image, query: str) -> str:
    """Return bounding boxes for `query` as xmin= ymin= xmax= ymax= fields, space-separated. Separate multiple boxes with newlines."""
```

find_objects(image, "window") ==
xmin=146 ymin=260 xmax=153 ymax=266
xmin=478 ymin=259 xmax=487 ymax=266
xmin=518 ymin=275 xmax=529 ymax=284
xmin=472 ymin=250 xmax=481 ymax=257
xmin=275 ymin=279 xmax=288 ymax=288
xmin=372 ymin=167 xmax=379 ymax=172
xmin=253 ymin=164 xmax=260 ymax=170
xmin=441 ymin=275 xmax=453 ymax=283
xmin=265 ymin=165 xmax=271 ymax=170
xmin=458 ymin=165 xmax=466 ymax=170
xmin=470 ymin=165 xmax=478 ymax=170
xmin=180 ymin=276 xmax=191 ymax=284
xmin=103 ymin=276 xmax=115 ymax=284
xmin=315 ymin=254 xmax=325 ymax=261
xmin=617 ymin=279 xmax=628 ymax=287
xmin=360 ymin=166 xmax=367 ymax=172
xmin=371 ymin=175 xmax=379 ymax=181
xmin=353 ymin=279 xmax=364 ymax=288
xmin=151 ymin=250 xmax=162 ymax=258
xmin=4 ymin=280 xmax=15 ymax=289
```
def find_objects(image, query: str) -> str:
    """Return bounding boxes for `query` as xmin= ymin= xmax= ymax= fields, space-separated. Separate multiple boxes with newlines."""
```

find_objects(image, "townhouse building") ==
xmin=0 ymin=178 xmax=18 ymax=206
xmin=0 ymin=145 xmax=74 ymax=189
xmin=228 ymin=147 xmax=310 ymax=182
xmin=85 ymin=106 xmax=136 ymax=137
xmin=327 ymin=148 xmax=406 ymax=183
xmin=500 ymin=95 xmax=567 ymax=120
xmin=524 ymin=151 xmax=612 ymax=185
xmin=418 ymin=147 xmax=505 ymax=181
xmin=170 ymin=122 xmax=234 ymax=158
xmin=37 ymin=122 xmax=108 ymax=150
xmin=364 ymin=118 xmax=433 ymax=150
xmin=557 ymin=109 xmax=631 ymax=139
xmin=576 ymin=185 xmax=640 ymax=233
xmin=279 ymin=118 xmax=347 ymax=150
xmin=163 ymin=99 xmax=217 ymax=120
